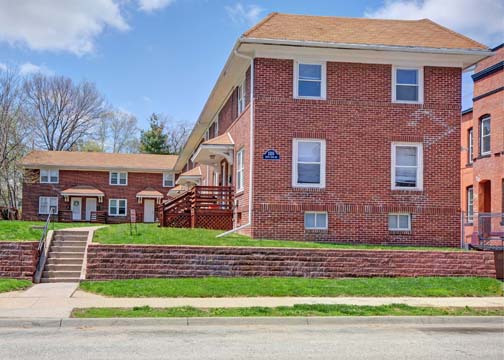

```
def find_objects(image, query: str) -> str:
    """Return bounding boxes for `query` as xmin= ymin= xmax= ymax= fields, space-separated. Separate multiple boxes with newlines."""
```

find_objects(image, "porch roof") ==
xmin=167 ymin=184 xmax=189 ymax=197
xmin=176 ymin=166 xmax=202 ymax=186
xmin=136 ymin=188 xmax=164 ymax=199
xmin=61 ymin=186 xmax=104 ymax=197
xmin=191 ymin=133 xmax=234 ymax=166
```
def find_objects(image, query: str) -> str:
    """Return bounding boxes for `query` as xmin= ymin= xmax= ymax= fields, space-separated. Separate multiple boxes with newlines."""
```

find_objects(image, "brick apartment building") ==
xmin=21 ymin=151 xmax=177 ymax=223
xmin=461 ymin=43 xmax=504 ymax=245
xmin=22 ymin=13 xmax=493 ymax=247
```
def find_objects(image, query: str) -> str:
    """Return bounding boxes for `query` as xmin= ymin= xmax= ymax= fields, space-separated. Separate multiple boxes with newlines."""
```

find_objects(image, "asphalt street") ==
xmin=0 ymin=320 xmax=503 ymax=359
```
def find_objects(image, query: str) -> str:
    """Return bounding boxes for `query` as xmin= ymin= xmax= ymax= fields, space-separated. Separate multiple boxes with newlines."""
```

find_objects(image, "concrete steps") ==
xmin=41 ymin=230 xmax=88 ymax=283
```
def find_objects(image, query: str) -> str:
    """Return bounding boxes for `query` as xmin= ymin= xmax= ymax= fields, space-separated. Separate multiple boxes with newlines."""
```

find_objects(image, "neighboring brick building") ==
xmin=461 ymin=43 xmax=504 ymax=245
xmin=21 ymin=151 xmax=177 ymax=223
xmin=171 ymin=13 xmax=492 ymax=246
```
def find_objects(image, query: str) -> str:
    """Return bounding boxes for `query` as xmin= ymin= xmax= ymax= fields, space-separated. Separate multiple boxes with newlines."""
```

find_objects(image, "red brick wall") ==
xmin=22 ymin=170 xmax=171 ymax=222
xmin=0 ymin=242 xmax=38 ymax=280
xmin=250 ymin=58 xmax=462 ymax=246
xmin=85 ymin=244 xmax=496 ymax=280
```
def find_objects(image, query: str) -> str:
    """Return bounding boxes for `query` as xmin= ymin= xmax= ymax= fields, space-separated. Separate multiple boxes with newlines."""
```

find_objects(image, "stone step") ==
xmin=51 ymin=240 xmax=87 ymax=247
xmin=53 ymin=235 xmax=88 ymax=241
xmin=48 ymin=252 xmax=85 ymax=259
xmin=40 ymin=277 xmax=80 ymax=283
xmin=54 ymin=230 xmax=89 ymax=236
xmin=50 ymin=246 xmax=86 ymax=253
xmin=42 ymin=270 xmax=81 ymax=278
xmin=44 ymin=264 xmax=82 ymax=272
xmin=45 ymin=258 xmax=83 ymax=265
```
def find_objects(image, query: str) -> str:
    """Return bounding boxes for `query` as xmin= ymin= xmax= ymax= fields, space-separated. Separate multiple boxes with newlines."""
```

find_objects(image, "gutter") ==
xmin=217 ymin=48 xmax=254 ymax=238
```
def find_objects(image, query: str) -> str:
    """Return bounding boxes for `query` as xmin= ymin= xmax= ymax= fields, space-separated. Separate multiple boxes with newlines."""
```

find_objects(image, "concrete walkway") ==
xmin=0 ymin=283 xmax=503 ymax=319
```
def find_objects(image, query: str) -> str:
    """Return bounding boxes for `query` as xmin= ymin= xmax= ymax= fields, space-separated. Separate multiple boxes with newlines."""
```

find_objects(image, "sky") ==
xmin=0 ymin=0 xmax=502 ymax=130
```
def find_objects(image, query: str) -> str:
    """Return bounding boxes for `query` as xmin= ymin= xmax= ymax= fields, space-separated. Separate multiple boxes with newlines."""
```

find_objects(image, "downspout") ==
xmin=217 ymin=47 xmax=254 ymax=237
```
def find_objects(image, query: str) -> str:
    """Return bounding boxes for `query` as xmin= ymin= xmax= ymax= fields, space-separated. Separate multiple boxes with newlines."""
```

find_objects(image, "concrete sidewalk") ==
xmin=0 ymin=283 xmax=503 ymax=319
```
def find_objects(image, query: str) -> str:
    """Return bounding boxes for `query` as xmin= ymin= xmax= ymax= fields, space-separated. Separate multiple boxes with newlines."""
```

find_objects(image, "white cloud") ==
xmin=138 ymin=0 xmax=175 ymax=12
xmin=365 ymin=0 xmax=504 ymax=47
xmin=19 ymin=62 xmax=54 ymax=76
xmin=142 ymin=95 xmax=152 ymax=102
xmin=0 ymin=0 xmax=129 ymax=56
xmin=225 ymin=3 xmax=264 ymax=25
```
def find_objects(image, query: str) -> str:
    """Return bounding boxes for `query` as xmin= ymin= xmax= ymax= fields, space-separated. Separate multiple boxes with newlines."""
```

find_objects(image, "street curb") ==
xmin=0 ymin=316 xmax=502 ymax=328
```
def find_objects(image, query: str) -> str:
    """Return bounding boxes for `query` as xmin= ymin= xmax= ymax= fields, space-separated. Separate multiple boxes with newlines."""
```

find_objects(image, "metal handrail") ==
xmin=35 ymin=210 xmax=54 ymax=279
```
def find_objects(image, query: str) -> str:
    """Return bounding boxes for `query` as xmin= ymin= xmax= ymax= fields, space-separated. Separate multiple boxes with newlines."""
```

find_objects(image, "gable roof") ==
xmin=243 ymin=13 xmax=488 ymax=51
xmin=21 ymin=151 xmax=177 ymax=172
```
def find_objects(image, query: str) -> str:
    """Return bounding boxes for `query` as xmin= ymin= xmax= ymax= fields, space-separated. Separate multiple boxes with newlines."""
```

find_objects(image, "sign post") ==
xmin=130 ymin=209 xmax=137 ymax=236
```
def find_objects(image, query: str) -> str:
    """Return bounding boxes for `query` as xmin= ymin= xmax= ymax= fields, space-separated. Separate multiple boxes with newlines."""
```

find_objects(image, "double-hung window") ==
xmin=293 ymin=139 xmax=326 ymax=188
xmin=393 ymin=67 xmax=423 ymax=103
xmin=110 ymin=171 xmax=127 ymax=185
xmin=109 ymin=199 xmax=127 ymax=216
xmin=40 ymin=169 xmax=59 ymax=184
xmin=480 ymin=116 xmax=491 ymax=155
xmin=39 ymin=196 xmax=58 ymax=215
xmin=468 ymin=128 xmax=473 ymax=164
xmin=163 ymin=173 xmax=174 ymax=187
xmin=294 ymin=61 xmax=326 ymax=99
xmin=304 ymin=212 xmax=328 ymax=230
xmin=237 ymin=79 xmax=246 ymax=115
xmin=236 ymin=149 xmax=244 ymax=192
xmin=388 ymin=213 xmax=411 ymax=231
xmin=466 ymin=186 xmax=474 ymax=224
xmin=391 ymin=143 xmax=423 ymax=190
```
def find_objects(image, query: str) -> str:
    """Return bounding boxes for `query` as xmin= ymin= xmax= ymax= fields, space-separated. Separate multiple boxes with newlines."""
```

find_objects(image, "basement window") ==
xmin=304 ymin=212 xmax=328 ymax=230
xmin=388 ymin=213 xmax=411 ymax=231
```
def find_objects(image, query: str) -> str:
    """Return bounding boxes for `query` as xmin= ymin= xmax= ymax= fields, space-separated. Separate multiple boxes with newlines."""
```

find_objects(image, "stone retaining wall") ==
xmin=0 ymin=242 xmax=38 ymax=280
xmin=86 ymin=245 xmax=497 ymax=280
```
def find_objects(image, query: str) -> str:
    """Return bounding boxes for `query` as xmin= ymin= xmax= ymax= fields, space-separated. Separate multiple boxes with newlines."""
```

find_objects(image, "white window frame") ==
xmin=468 ymin=128 xmax=473 ymax=164
xmin=480 ymin=116 xmax=491 ymax=156
xmin=388 ymin=213 xmax=411 ymax=231
xmin=108 ymin=198 xmax=127 ymax=217
xmin=466 ymin=186 xmax=474 ymax=224
xmin=391 ymin=142 xmax=423 ymax=191
xmin=292 ymin=139 xmax=326 ymax=189
xmin=109 ymin=171 xmax=128 ymax=186
xmin=304 ymin=211 xmax=328 ymax=230
xmin=237 ymin=78 xmax=246 ymax=115
xmin=163 ymin=173 xmax=174 ymax=187
xmin=293 ymin=61 xmax=326 ymax=100
xmin=38 ymin=196 xmax=58 ymax=215
xmin=392 ymin=66 xmax=423 ymax=104
xmin=236 ymin=148 xmax=245 ymax=192
xmin=214 ymin=117 xmax=219 ymax=137
xmin=40 ymin=168 xmax=59 ymax=184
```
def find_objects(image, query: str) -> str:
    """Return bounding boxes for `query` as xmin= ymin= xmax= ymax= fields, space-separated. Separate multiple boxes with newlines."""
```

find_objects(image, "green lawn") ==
xmin=79 ymin=277 xmax=503 ymax=298
xmin=0 ymin=279 xmax=32 ymax=293
xmin=71 ymin=304 xmax=504 ymax=318
xmin=93 ymin=224 xmax=461 ymax=251
xmin=0 ymin=221 xmax=92 ymax=241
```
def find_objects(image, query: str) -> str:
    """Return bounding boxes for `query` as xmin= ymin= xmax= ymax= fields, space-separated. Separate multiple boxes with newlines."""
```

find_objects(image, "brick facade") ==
xmin=22 ymin=169 xmax=172 ymax=223
xmin=0 ymin=242 xmax=38 ymax=280
xmin=85 ymin=244 xmax=496 ymax=280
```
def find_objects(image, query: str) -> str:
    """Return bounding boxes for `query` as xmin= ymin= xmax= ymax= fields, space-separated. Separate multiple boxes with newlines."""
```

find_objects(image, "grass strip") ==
xmin=72 ymin=304 xmax=504 ymax=318
xmin=0 ymin=221 xmax=92 ymax=241
xmin=79 ymin=277 xmax=504 ymax=298
xmin=0 ymin=279 xmax=32 ymax=293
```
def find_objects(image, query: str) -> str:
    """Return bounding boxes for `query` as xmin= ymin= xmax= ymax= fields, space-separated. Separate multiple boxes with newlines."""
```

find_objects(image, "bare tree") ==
xmin=166 ymin=121 xmax=189 ymax=155
xmin=108 ymin=110 xmax=139 ymax=153
xmin=23 ymin=74 xmax=106 ymax=151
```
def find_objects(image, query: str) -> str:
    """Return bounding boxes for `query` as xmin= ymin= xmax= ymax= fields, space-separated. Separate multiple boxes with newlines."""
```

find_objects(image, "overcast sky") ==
xmin=0 ymin=0 xmax=502 ymax=128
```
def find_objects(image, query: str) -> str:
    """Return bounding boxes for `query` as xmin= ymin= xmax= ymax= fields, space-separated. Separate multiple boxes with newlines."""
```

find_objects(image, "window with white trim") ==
xmin=304 ymin=212 xmax=328 ymax=230
xmin=108 ymin=199 xmax=127 ymax=216
xmin=109 ymin=171 xmax=127 ymax=185
xmin=293 ymin=139 xmax=326 ymax=188
xmin=480 ymin=116 xmax=491 ymax=155
xmin=236 ymin=149 xmax=244 ymax=192
xmin=468 ymin=128 xmax=473 ymax=164
xmin=237 ymin=79 xmax=246 ymax=115
xmin=40 ymin=169 xmax=59 ymax=184
xmin=393 ymin=67 xmax=423 ymax=103
xmin=294 ymin=61 xmax=326 ymax=99
xmin=39 ymin=196 xmax=58 ymax=215
xmin=391 ymin=143 xmax=423 ymax=190
xmin=466 ymin=186 xmax=474 ymax=223
xmin=163 ymin=173 xmax=174 ymax=187
xmin=388 ymin=213 xmax=411 ymax=231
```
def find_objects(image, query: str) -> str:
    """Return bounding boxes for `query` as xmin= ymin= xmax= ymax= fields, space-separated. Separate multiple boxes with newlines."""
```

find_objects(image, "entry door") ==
xmin=144 ymin=199 xmax=155 ymax=223
xmin=71 ymin=198 xmax=82 ymax=221
xmin=85 ymin=198 xmax=97 ymax=221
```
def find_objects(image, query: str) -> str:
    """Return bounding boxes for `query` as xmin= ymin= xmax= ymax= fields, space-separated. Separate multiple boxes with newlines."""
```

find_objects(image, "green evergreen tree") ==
xmin=139 ymin=113 xmax=170 ymax=154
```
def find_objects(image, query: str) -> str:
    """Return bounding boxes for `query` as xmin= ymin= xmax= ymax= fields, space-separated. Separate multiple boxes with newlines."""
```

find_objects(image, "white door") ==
xmin=71 ymin=198 xmax=82 ymax=221
xmin=144 ymin=199 xmax=155 ymax=223
xmin=85 ymin=198 xmax=97 ymax=221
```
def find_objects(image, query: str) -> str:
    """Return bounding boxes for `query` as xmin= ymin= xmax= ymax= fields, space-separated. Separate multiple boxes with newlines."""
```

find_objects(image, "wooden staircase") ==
xmin=40 ymin=230 xmax=88 ymax=283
